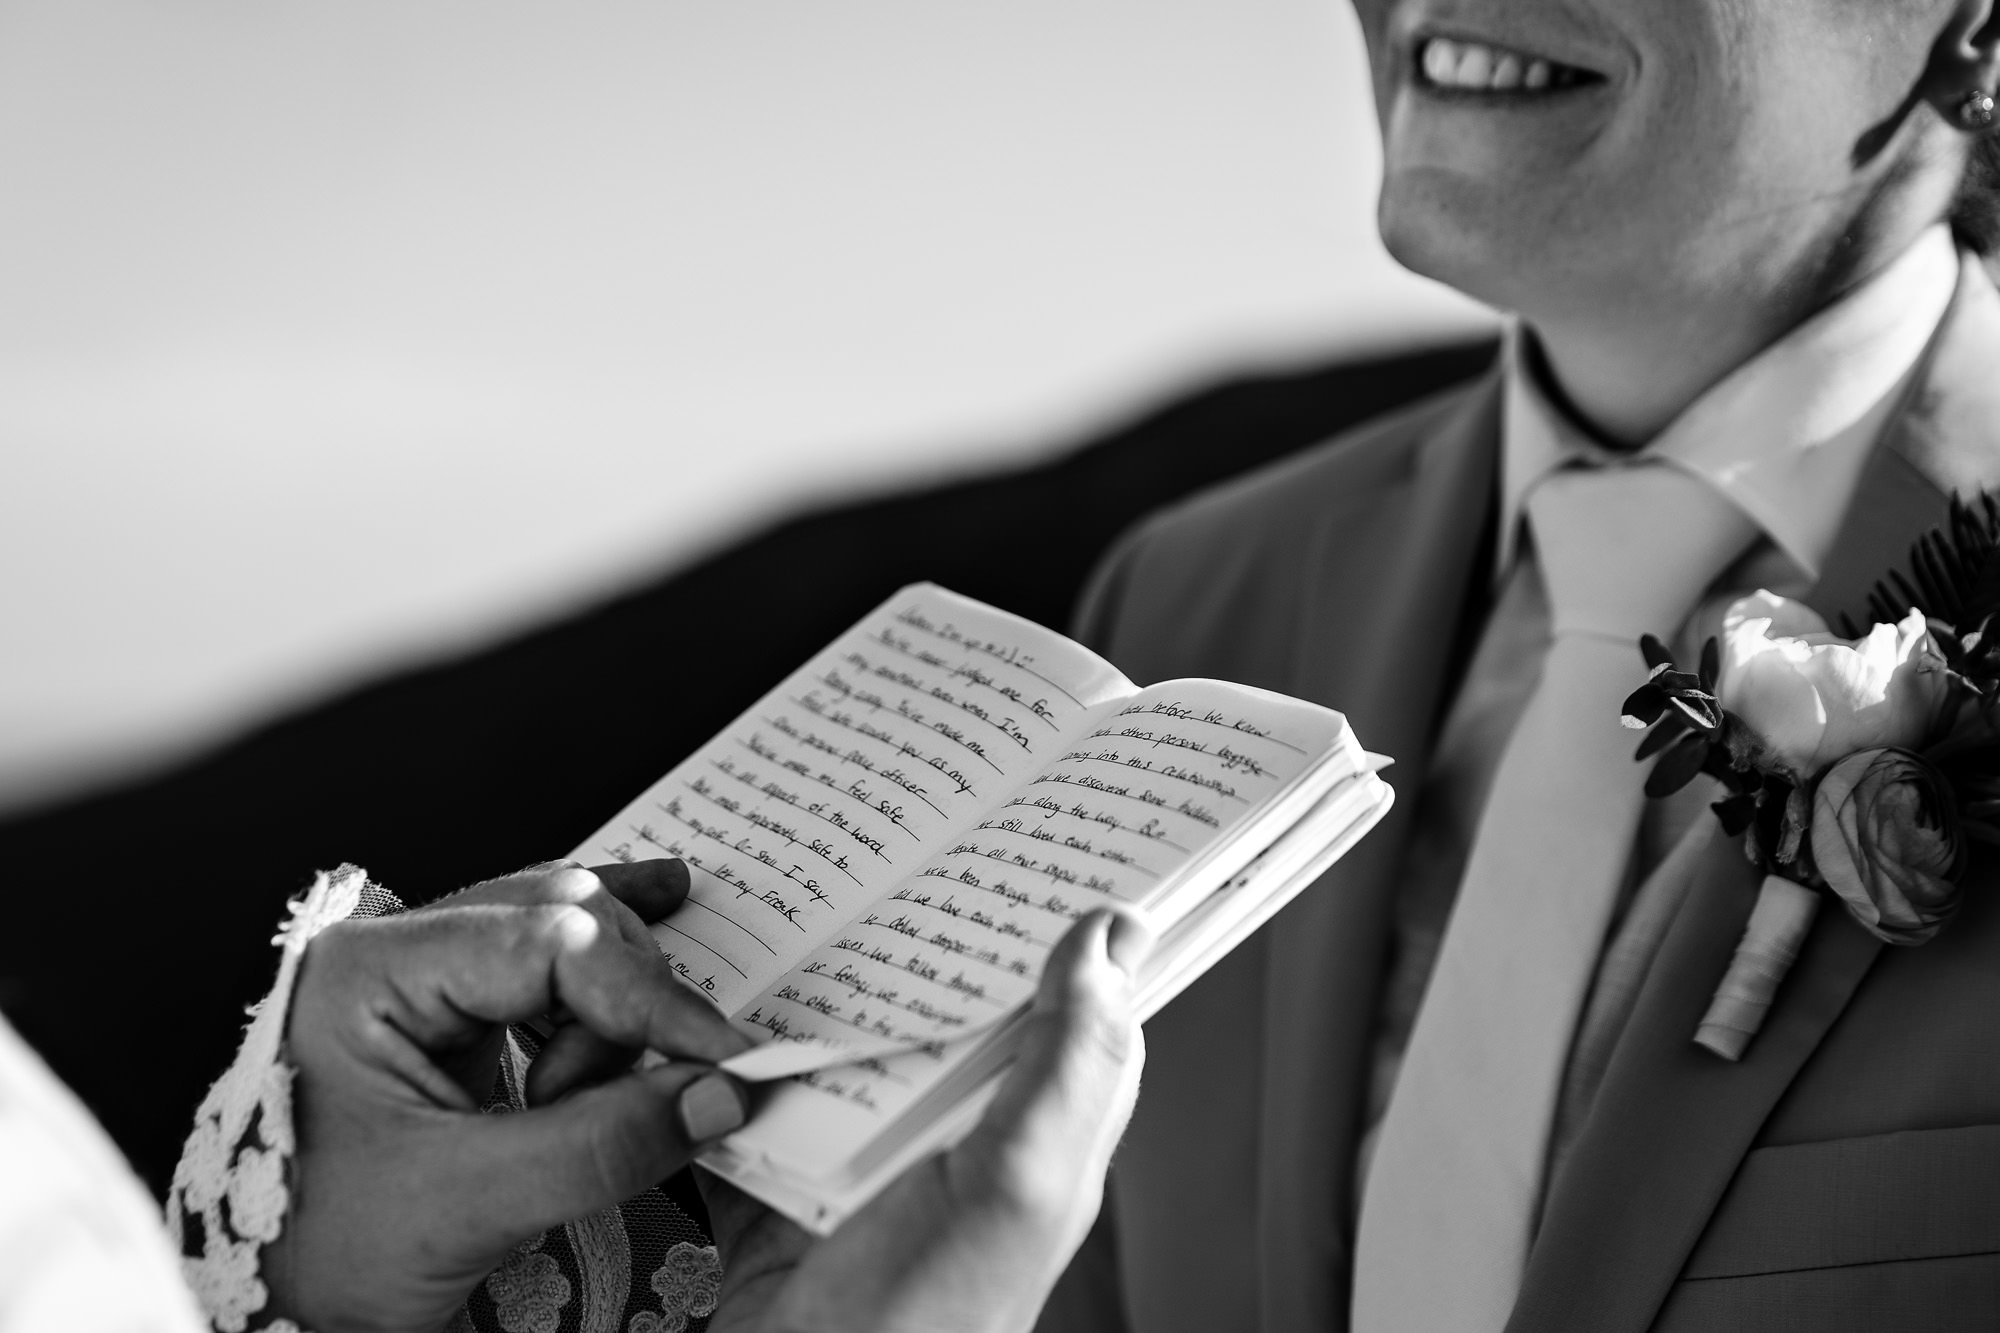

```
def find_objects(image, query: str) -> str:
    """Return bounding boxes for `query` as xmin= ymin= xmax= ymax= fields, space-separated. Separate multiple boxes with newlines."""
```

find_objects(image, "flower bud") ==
xmin=1811 ymin=747 xmax=1966 ymax=945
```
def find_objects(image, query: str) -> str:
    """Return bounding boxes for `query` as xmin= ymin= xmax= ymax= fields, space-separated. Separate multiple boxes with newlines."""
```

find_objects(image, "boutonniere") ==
xmin=1621 ymin=494 xmax=2000 ymax=1060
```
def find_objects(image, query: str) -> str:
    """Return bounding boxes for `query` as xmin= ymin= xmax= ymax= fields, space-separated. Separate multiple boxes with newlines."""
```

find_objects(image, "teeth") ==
xmin=1456 ymin=45 xmax=1493 ymax=87
xmin=1420 ymin=37 xmax=1584 ymax=93
xmin=1422 ymin=39 xmax=1457 ymax=86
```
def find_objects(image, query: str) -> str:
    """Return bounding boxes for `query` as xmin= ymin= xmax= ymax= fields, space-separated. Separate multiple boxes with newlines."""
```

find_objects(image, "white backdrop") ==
xmin=0 ymin=1 xmax=1487 ymax=812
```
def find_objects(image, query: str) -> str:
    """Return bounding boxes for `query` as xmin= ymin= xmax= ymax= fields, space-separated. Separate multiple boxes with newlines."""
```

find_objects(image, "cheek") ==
xmin=1645 ymin=12 xmax=1923 ymax=280
xmin=1578 ymin=19 xmax=1757 ymax=271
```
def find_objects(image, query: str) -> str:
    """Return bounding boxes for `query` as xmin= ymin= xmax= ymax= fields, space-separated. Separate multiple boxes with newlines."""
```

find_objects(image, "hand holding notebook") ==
xmin=567 ymin=584 xmax=1393 ymax=1231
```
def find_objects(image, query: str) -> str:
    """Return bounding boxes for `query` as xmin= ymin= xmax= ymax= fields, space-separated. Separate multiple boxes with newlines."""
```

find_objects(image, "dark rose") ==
xmin=1811 ymin=748 xmax=1967 ymax=945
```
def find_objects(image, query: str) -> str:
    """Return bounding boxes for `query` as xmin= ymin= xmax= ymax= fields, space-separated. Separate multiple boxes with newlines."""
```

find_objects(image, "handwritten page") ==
xmin=717 ymin=678 xmax=1359 ymax=1166
xmin=569 ymin=585 xmax=1133 ymax=1016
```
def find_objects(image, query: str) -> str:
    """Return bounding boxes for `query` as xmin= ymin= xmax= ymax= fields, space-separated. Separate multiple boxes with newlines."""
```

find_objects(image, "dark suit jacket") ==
xmin=1048 ymin=254 xmax=2000 ymax=1333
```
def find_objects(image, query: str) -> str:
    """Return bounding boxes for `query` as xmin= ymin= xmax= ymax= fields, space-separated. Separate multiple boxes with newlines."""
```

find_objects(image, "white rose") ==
xmin=1718 ymin=590 xmax=1951 ymax=780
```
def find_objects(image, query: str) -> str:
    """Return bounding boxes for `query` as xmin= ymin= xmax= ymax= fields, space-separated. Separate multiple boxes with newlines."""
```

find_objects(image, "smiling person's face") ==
xmin=1350 ymin=0 xmax=1969 ymax=358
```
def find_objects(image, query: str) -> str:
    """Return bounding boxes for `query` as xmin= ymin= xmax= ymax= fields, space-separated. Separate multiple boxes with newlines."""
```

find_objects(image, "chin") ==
xmin=1375 ymin=172 xmax=1526 ymax=313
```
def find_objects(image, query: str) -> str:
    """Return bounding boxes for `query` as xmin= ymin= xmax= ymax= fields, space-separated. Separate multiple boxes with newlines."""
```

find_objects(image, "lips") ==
xmin=1416 ymin=36 xmax=1602 ymax=93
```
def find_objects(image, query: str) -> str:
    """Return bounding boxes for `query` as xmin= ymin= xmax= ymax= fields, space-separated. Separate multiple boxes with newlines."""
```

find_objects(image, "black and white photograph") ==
xmin=3 ymin=1 xmax=2000 ymax=1329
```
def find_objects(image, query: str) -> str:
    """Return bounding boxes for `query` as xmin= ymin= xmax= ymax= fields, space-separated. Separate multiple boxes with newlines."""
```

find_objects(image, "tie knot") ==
xmin=1526 ymin=462 xmax=1757 ymax=644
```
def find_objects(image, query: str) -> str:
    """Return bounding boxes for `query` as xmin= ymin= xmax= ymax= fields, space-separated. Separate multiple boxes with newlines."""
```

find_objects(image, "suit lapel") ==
xmin=1255 ymin=376 xmax=1501 ymax=1333
xmin=1510 ymin=256 xmax=2000 ymax=1333
xmin=1506 ymin=826 xmax=1882 ymax=1332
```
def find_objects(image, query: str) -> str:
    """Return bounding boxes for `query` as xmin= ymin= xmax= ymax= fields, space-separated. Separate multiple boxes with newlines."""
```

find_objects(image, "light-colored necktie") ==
xmin=1352 ymin=460 xmax=1756 ymax=1333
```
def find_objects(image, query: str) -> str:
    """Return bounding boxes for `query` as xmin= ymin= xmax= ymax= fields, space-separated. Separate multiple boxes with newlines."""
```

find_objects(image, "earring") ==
xmin=1963 ymin=89 xmax=1998 ymax=131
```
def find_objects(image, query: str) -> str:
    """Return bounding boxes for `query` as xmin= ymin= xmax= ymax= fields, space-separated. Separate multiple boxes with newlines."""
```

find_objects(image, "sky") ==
xmin=0 ymin=0 xmax=1488 ymax=812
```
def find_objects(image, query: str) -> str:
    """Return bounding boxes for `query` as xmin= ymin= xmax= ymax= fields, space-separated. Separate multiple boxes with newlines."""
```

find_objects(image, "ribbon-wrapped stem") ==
xmin=1695 ymin=875 xmax=1821 ymax=1061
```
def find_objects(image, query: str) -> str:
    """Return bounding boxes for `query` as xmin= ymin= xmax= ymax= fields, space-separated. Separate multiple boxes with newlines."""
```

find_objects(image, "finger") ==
xmin=590 ymin=858 xmax=692 ymax=923
xmin=437 ymin=860 xmax=591 ymax=909
xmin=433 ymin=862 xmax=662 ymax=952
xmin=950 ymin=909 xmax=1151 ymax=1232
xmin=346 ymin=902 xmax=751 ymax=1067
xmin=519 ymin=852 xmax=707 ymax=1096
xmin=533 ymin=904 xmax=752 ymax=1063
xmin=524 ymin=1019 xmax=640 ymax=1106
xmin=453 ymin=1064 xmax=750 ymax=1243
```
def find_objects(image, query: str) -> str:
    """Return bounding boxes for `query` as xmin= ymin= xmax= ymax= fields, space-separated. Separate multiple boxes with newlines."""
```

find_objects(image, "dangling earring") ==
xmin=1963 ymin=89 xmax=1998 ymax=130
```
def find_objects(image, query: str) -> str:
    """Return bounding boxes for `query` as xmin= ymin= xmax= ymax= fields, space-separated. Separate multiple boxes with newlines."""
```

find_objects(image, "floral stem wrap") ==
xmin=1694 ymin=875 xmax=1821 ymax=1061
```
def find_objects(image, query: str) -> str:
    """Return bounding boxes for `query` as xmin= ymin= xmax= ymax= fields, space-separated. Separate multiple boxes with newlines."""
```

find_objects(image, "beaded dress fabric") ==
xmin=167 ymin=866 xmax=722 ymax=1333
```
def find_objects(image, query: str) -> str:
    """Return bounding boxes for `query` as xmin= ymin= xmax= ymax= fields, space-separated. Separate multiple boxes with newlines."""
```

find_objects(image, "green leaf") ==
xmin=1636 ymin=713 xmax=1691 ymax=760
xmin=1864 ymin=491 xmax=2000 ymax=633
xmin=1620 ymin=684 xmax=1667 ymax=728
xmin=1666 ymin=694 xmax=1723 ymax=732
xmin=1646 ymin=732 xmax=1710 ymax=797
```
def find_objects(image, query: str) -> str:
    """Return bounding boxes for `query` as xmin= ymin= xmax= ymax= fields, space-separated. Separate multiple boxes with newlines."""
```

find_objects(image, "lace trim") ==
xmin=485 ymin=1234 xmax=572 ymax=1333
xmin=166 ymin=864 xmax=373 ymax=1333
xmin=629 ymin=1243 xmax=722 ymax=1333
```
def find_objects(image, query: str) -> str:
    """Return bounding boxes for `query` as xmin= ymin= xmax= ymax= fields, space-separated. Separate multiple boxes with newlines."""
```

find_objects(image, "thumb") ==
xmin=452 ymin=1062 xmax=751 ymax=1243
xmin=951 ymin=909 xmax=1151 ymax=1237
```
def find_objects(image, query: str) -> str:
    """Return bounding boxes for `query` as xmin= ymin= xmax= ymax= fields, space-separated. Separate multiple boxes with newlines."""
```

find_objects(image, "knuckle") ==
xmin=534 ymin=902 xmax=605 ymax=953
xmin=541 ymin=864 xmax=603 ymax=902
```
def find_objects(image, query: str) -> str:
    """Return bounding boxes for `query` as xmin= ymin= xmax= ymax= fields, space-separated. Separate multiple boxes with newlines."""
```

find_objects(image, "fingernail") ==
xmin=678 ymin=1072 xmax=747 ymax=1143
xmin=1104 ymin=911 xmax=1155 ymax=982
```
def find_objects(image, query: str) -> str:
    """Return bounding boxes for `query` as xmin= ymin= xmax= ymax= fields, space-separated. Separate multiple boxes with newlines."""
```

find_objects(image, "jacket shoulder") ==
xmin=1136 ymin=376 xmax=1481 ymax=551
xmin=1074 ymin=374 xmax=1496 ymax=673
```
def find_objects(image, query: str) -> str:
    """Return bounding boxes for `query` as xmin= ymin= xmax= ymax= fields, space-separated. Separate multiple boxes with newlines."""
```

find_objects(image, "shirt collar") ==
xmin=1498 ymin=224 xmax=1962 ymax=579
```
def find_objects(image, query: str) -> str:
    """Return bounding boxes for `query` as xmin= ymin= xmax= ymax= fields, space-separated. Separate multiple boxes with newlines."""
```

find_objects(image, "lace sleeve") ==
xmin=165 ymin=864 xmax=392 ymax=1333
xmin=164 ymin=866 xmax=722 ymax=1333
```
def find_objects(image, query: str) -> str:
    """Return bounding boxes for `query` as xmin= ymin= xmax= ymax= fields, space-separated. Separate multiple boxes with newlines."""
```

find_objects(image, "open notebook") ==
xmin=568 ymin=583 xmax=1393 ymax=1232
